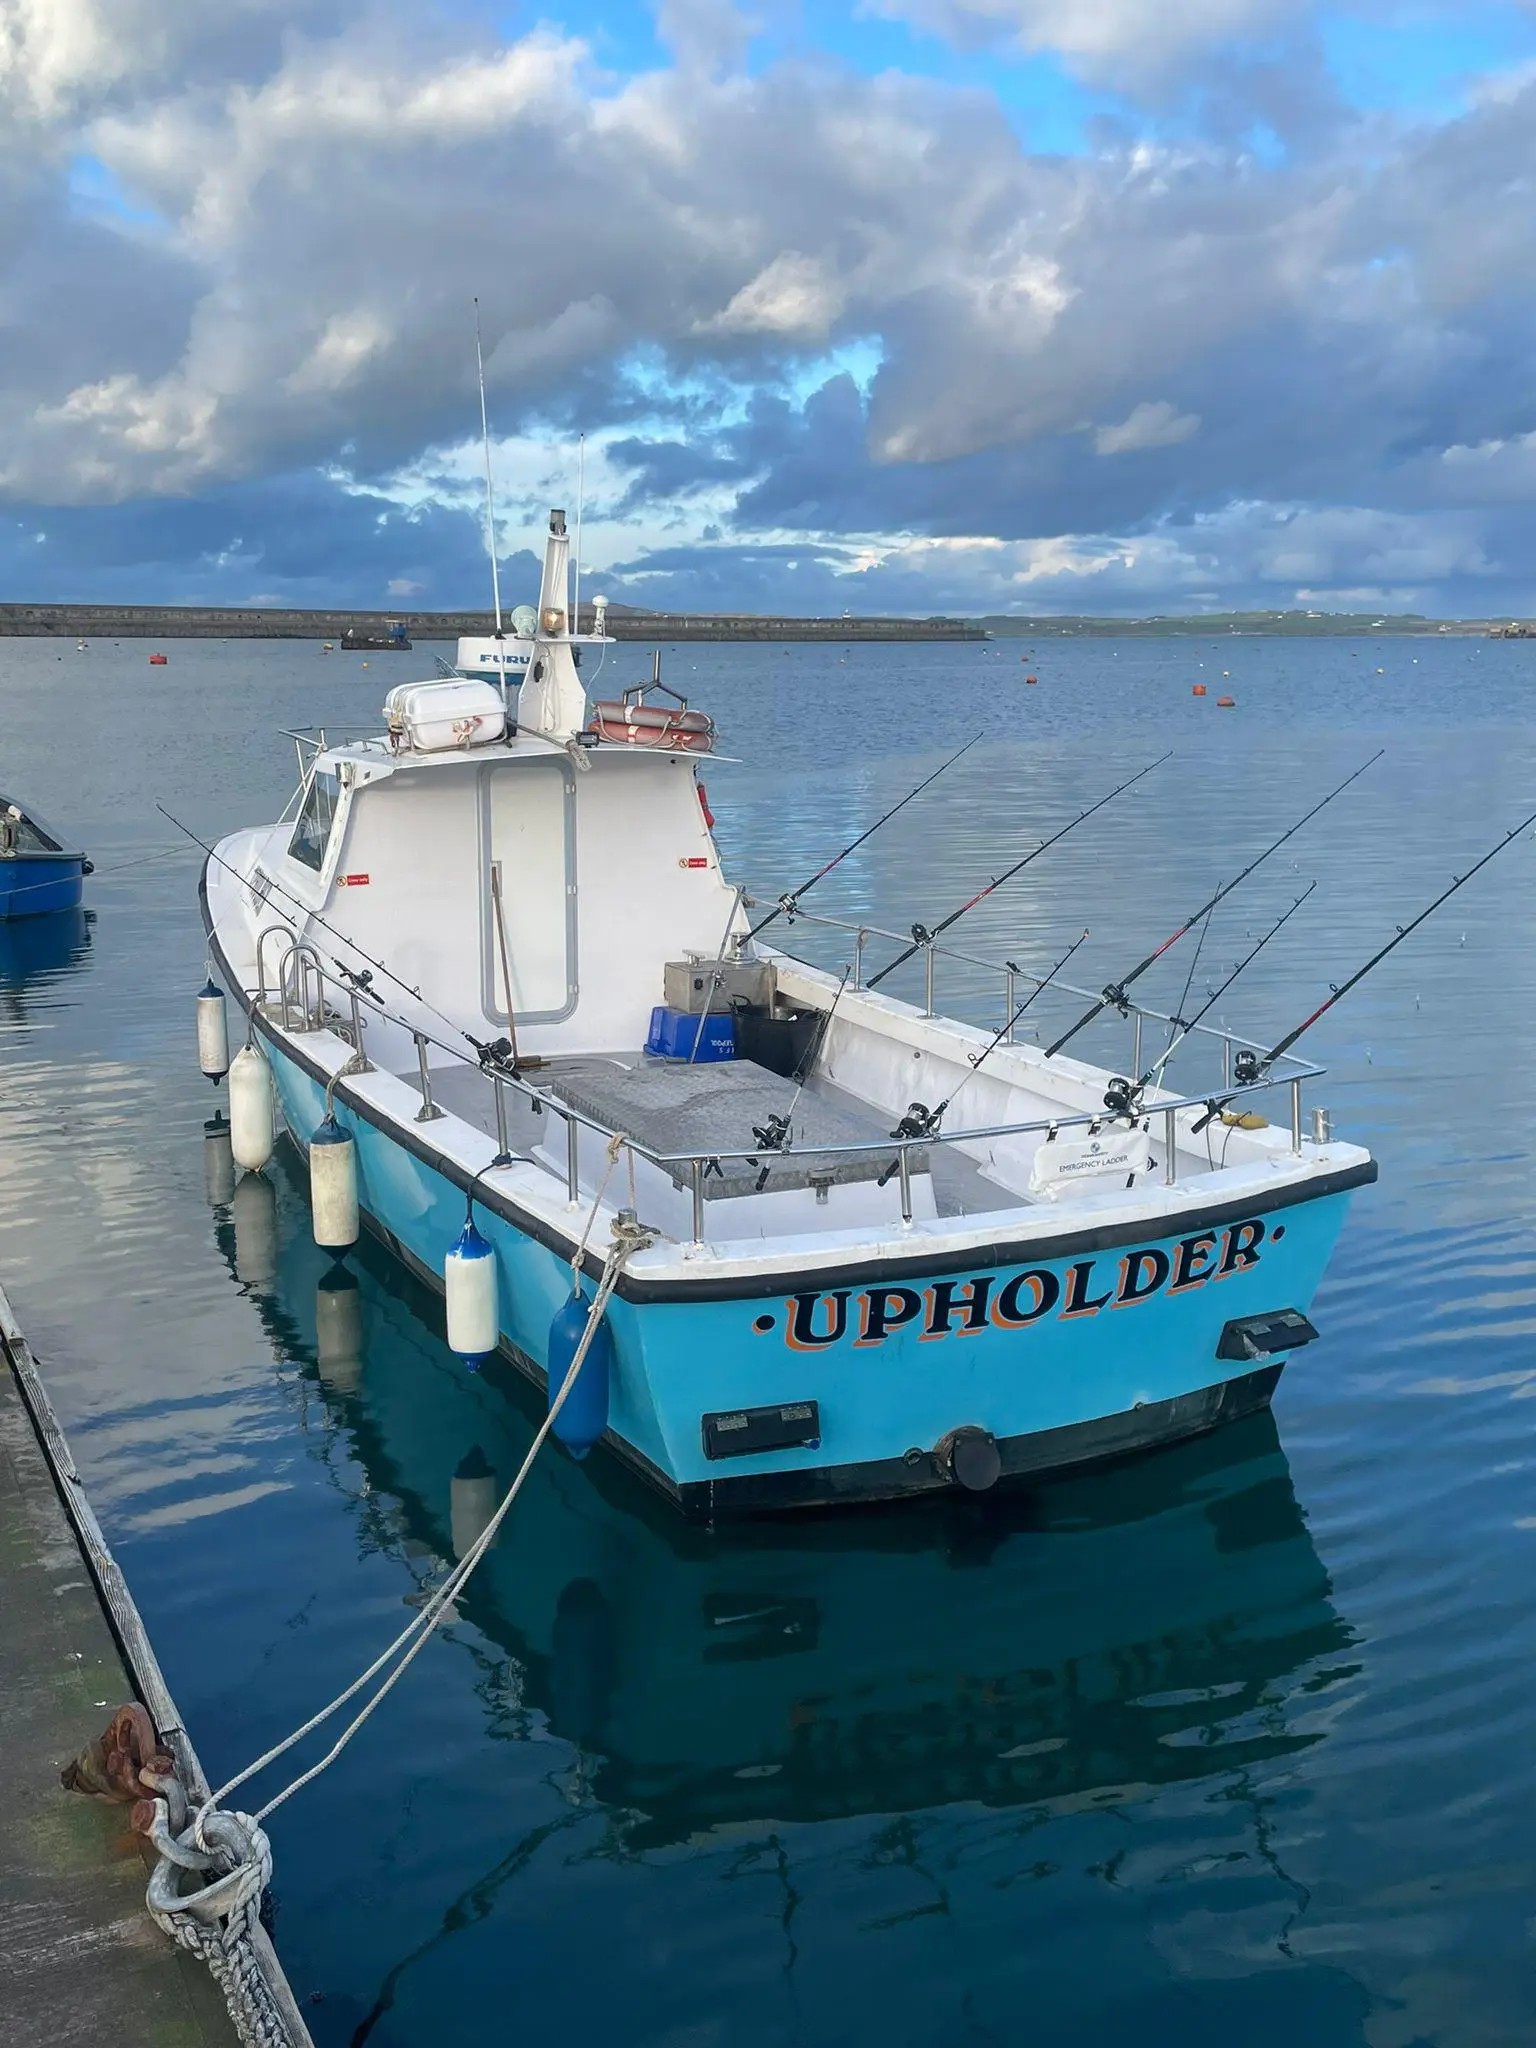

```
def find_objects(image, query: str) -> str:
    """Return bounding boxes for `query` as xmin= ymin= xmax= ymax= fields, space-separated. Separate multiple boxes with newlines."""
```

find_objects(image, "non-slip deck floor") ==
xmin=406 ymin=1053 xmax=1011 ymax=1216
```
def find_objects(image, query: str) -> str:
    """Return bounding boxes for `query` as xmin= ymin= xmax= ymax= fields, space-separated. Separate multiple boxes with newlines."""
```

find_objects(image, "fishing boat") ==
xmin=217 ymin=1158 xmax=1350 ymax=1838
xmin=0 ymin=798 xmax=90 ymax=919
xmin=340 ymin=619 xmax=412 ymax=653
xmin=197 ymin=505 xmax=1385 ymax=1517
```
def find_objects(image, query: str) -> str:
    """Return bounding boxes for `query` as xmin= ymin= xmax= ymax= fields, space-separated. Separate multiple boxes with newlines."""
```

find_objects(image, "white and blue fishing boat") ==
xmin=0 ymin=797 xmax=90 ymax=918
xmin=199 ymin=507 xmax=1377 ymax=1516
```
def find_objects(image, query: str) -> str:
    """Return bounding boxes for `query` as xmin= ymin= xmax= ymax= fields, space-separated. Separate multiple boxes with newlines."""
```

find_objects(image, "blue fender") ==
xmin=547 ymin=1291 xmax=613 ymax=1459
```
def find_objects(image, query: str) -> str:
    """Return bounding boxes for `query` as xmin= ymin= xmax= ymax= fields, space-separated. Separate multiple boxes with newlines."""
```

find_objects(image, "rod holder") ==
xmin=1132 ymin=1011 xmax=1142 ymax=1077
xmin=923 ymin=945 xmax=935 ymax=1019
xmin=565 ymin=1112 xmax=580 ymax=1205
xmin=1223 ymin=1038 xmax=1232 ymax=1089
xmin=1004 ymin=967 xmax=1015 ymax=1043
xmin=1290 ymin=1078 xmax=1303 ymax=1155
xmin=492 ymin=1075 xmax=511 ymax=1166
xmin=897 ymin=1145 xmax=913 ymax=1225
xmin=852 ymin=929 xmax=866 ymax=991
xmin=1311 ymin=1104 xmax=1333 ymax=1145
xmin=348 ymin=991 xmax=373 ymax=1072
xmin=413 ymin=1033 xmax=443 ymax=1122
xmin=691 ymin=1158 xmax=705 ymax=1245
xmin=1163 ymin=1107 xmax=1177 ymax=1186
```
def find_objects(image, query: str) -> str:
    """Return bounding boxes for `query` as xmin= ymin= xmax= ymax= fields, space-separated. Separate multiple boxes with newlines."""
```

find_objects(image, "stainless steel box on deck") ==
xmin=663 ymin=959 xmax=776 ymax=1014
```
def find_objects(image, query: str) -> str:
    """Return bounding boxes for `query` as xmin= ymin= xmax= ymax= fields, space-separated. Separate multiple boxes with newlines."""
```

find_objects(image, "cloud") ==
xmin=1094 ymin=400 xmax=1201 ymax=455
xmin=859 ymin=0 xmax=1292 ymax=87
xmin=695 ymin=252 xmax=846 ymax=340
xmin=2 ymin=0 xmax=1536 ymax=615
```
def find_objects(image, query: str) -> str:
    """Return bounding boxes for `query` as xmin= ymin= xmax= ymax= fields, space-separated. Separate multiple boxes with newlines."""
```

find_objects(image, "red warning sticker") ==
xmin=337 ymin=873 xmax=370 ymax=887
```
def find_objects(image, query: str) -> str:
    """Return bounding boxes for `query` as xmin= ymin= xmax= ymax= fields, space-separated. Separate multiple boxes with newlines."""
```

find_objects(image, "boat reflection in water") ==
xmin=219 ymin=1162 xmax=1356 ymax=1848
xmin=0 ymin=905 xmax=91 ymax=1021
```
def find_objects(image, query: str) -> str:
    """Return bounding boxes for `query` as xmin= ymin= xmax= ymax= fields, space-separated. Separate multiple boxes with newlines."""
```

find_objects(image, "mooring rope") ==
xmin=145 ymin=1138 xmax=649 ymax=2037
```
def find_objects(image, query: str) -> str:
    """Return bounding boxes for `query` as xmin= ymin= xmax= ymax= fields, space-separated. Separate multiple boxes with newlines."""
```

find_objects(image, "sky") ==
xmin=4 ymin=0 xmax=1536 ymax=616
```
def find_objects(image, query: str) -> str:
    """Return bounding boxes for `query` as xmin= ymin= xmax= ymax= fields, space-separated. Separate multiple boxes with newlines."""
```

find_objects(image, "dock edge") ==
xmin=0 ymin=1279 xmax=316 ymax=2048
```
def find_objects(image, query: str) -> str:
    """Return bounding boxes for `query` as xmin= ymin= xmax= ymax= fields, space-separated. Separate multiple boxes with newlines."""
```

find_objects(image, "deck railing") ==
xmin=254 ymin=925 xmax=1329 ymax=1250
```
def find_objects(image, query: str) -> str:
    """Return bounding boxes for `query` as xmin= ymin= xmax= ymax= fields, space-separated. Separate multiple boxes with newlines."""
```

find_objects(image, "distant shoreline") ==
xmin=0 ymin=603 xmax=984 ymax=644
xmin=0 ymin=602 xmax=1527 ymax=641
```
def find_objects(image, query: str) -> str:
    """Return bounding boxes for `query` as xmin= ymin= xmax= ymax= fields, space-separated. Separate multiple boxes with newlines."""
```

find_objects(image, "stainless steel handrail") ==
xmin=249 ymin=941 xmax=1324 ymax=1253
xmin=751 ymin=902 xmax=1325 ymax=1078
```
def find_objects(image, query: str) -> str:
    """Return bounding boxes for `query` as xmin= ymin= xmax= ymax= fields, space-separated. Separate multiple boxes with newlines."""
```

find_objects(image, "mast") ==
xmin=573 ymin=432 xmax=585 ymax=638
xmin=472 ymin=300 xmax=503 ymax=641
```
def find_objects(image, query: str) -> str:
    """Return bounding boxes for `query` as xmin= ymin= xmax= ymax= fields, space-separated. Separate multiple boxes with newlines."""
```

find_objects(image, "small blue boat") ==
xmin=0 ymin=797 xmax=89 ymax=919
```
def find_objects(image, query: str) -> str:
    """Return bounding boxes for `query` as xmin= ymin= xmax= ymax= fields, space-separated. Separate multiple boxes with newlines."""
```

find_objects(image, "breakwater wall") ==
xmin=0 ymin=603 xmax=987 ymax=643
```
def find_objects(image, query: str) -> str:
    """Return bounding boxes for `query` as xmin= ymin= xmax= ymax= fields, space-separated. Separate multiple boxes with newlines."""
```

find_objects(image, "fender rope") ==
xmin=142 ymin=1141 xmax=648 ymax=2041
xmin=185 ymin=1142 xmax=649 ymax=1844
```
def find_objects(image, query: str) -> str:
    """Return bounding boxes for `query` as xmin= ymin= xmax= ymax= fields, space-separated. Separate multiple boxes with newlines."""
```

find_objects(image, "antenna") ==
xmin=573 ymin=431 xmax=585 ymax=636
xmin=473 ymin=299 xmax=503 ymax=640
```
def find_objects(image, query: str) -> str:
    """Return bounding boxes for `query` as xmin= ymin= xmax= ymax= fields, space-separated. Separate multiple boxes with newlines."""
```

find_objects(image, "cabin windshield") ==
xmin=0 ymin=804 xmax=63 ymax=854
xmin=288 ymin=767 xmax=341 ymax=872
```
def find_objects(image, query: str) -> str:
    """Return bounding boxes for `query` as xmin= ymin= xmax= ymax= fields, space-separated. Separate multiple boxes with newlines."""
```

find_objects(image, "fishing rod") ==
xmin=864 ymin=752 xmax=1171 ymax=994
xmin=1223 ymin=807 xmax=1536 ymax=1092
xmin=745 ymin=735 xmax=981 ymax=942
xmin=876 ymin=929 xmax=1089 ymax=1183
xmin=1044 ymin=751 xmax=1383 ymax=1061
xmin=1101 ymin=883 xmax=1316 ymax=1120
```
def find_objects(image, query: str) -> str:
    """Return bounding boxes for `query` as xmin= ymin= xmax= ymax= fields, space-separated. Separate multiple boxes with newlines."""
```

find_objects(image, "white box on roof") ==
xmin=384 ymin=679 xmax=506 ymax=753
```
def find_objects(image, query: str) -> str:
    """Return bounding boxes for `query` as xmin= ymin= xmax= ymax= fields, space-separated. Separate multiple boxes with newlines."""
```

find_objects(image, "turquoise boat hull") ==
xmin=261 ymin=1031 xmax=1366 ymax=1515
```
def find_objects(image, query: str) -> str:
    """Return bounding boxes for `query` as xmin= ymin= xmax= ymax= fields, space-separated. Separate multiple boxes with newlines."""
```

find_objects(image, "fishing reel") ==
xmin=752 ymin=1112 xmax=792 ymax=1154
xmin=332 ymin=960 xmax=381 ymax=1003
xmin=1233 ymin=1049 xmax=1262 ymax=1086
xmin=909 ymin=922 xmax=935 ymax=948
xmin=890 ymin=1100 xmax=937 ymax=1143
xmin=1101 ymin=980 xmax=1132 ymax=1019
xmin=470 ymin=1033 xmax=519 ymax=1075
xmin=1102 ymin=1076 xmax=1141 ymax=1120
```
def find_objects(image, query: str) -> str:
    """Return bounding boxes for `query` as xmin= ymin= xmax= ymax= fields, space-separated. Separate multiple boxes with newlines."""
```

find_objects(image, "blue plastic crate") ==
xmin=645 ymin=1005 xmax=736 ymax=1061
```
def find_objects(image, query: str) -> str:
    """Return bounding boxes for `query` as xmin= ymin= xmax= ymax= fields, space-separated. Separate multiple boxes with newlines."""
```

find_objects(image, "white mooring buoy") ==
xmin=196 ymin=977 xmax=230 ymax=1083
xmin=445 ymin=1218 xmax=498 ymax=1361
xmin=309 ymin=1114 xmax=359 ymax=1250
xmin=229 ymin=1045 xmax=275 ymax=1172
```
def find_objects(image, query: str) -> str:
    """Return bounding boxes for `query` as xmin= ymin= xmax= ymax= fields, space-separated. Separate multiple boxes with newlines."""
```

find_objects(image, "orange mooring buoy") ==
xmin=1217 ymin=695 xmax=1235 ymax=707
xmin=1024 ymin=674 xmax=1038 ymax=684
xmin=149 ymin=652 xmax=167 ymax=665
xmin=1192 ymin=683 xmax=1206 ymax=696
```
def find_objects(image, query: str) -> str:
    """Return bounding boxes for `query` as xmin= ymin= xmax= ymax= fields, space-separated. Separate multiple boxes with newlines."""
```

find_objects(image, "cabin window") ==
xmin=0 ymin=810 xmax=61 ymax=854
xmin=288 ymin=768 xmax=341 ymax=873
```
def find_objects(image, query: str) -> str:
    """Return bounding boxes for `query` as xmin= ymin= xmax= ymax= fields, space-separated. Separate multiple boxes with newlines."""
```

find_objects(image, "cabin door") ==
xmin=483 ymin=760 xmax=577 ymax=1023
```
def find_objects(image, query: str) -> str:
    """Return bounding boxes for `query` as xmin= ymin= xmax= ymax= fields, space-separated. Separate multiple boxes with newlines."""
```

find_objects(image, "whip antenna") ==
xmin=473 ymin=299 xmax=503 ymax=640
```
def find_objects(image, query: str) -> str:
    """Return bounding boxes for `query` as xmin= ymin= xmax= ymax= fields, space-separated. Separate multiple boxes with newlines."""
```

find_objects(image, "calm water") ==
xmin=3 ymin=631 xmax=1535 ymax=2046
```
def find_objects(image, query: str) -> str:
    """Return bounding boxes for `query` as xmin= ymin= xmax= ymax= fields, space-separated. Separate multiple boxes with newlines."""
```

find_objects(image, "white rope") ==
xmin=196 ymin=1138 xmax=645 ymax=1836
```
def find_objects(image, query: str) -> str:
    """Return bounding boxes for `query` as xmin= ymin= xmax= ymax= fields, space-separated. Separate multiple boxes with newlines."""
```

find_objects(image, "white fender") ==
xmin=229 ymin=1045 xmax=275 ymax=1172
xmin=196 ymin=978 xmax=229 ymax=1081
xmin=309 ymin=1115 xmax=359 ymax=1249
xmin=445 ymin=1220 xmax=498 ymax=1357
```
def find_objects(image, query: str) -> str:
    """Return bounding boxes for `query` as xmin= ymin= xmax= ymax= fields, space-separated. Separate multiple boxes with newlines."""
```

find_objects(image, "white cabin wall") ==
xmin=560 ymin=752 xmax=740 ymax=1052
xmin=318 ymin=768 xmax=488 ymax=1034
